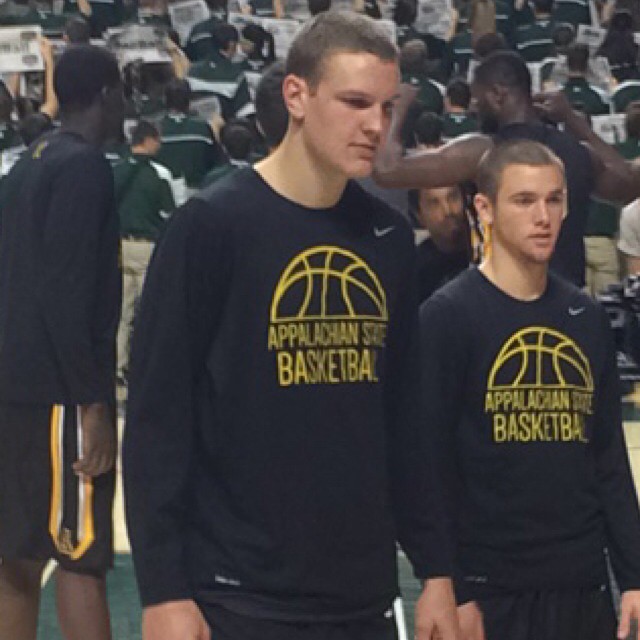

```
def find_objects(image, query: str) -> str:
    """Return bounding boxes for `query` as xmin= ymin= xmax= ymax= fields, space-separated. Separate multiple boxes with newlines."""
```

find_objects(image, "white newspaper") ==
xmin=576 ymin=24 xmax=606 ymax=50
xmin=0 ymin=26 xmax=43 ymax=73
xmin=414 ymin=0 xmax=453 ymax=41
xmin=106 ymin=24 xmax=172 ymax=66
xmin=229 ymin=12 xmax=301 ymax=59
xmin=591 ymin=113 xmax=627 ymax=144
xmin=168 ymin=0 xmax=209 ymax=46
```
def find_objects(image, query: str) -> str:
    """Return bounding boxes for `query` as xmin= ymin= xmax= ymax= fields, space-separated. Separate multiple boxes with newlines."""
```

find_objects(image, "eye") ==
xmin=514 ymin=196 xmax=535 ymax=206
xmin=342 ymin=97 xmax=371 ymax=109
xmin=547 ymin=194 xmax=564 ymax=205
xmin=382 ymin=101 xmax=394 ymax=117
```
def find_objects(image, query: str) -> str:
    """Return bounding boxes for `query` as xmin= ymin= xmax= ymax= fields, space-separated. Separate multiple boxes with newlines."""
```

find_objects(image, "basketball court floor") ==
xmin=35 ymin=385 xmax=640 ymax=639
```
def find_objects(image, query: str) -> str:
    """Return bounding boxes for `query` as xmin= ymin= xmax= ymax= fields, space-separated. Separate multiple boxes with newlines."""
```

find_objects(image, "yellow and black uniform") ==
xmin=0 ymin=131 xmax=120 ymax=573
xmin=124 ymin=168 xmax=451 ymax=631
xmin=421 ymin=268 xmax=640 ymax=639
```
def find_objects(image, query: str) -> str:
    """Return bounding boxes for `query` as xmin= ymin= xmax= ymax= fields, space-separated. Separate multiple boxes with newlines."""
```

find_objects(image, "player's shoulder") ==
xmin=548 ymin=272 xmax=606 ymax=319
xmin=345 ymin=179 xmax=414 ymax=244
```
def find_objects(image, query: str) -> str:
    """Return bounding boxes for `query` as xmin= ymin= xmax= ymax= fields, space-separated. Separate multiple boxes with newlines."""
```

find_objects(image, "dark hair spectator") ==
xmin=566 ymin=43 xmax=590 ymax=75
xmin=255 ymin=61 xmax=288 ymax=149
xmin=242 ymin=23 xmax=276 ymax=65
xmin=474 ymin=32 xmax=509 ymax=59
xmin=533 ymin=0 xmax=553 ymax=14
xmin=220 ymin=120 xmax=253 ymax=160
xmin=553 ymin=24 xmax=576 ymax=55
xmin=212 ymin=22 xmax=239 ymax=53
xmin=165 ymin=78 xmax=191 ymax=113
xmin=400 ymin=39 xmax=428 ymax=76
xmin=131 ymin=119 xmax=160 ymax=147
xmin=446 ymin=79 xmax=472 ymax=109
xmin=474 ymin=50 xmax=532 ymax=97
xmin=597 ymin=10 xmax=640 ymax=81
xmin=413 ymin=111 xmax=443 ymax=146
xmin=64 ymin=17 xmax=91 ymax=44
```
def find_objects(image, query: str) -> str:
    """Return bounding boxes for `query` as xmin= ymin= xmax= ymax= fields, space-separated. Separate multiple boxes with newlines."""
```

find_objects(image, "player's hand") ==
xmin=618 ymin=590 xmax=640 ymax=639
xmin=143 ymin=600 xmax=211 ymax=640
xmin=532 ymin=90 xmax=575 ymax=124
xmin=415 ymin=577 xmax=462 ymax=640
xmin=73 ymin=402 xmax=116 ymax=478
xmin=458 ymin=601 xmax=486 ymax=640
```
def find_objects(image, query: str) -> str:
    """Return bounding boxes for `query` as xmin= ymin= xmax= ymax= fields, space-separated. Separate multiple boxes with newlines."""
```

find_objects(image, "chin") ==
xmin=344 ymin=160 xmax=375 ymax=179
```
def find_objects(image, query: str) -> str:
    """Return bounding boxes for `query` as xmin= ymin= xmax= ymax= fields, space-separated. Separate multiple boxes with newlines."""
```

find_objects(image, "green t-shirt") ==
xmin=562 ymin=77 xmax=610 ymax=116
xmin=441 ymin=31 xmax=474 ymax=79
xmin=402 ymin=73 xmax=444 ymax=115
xmin=188 ymin=56 xmax=254 ymax=121
xmin=156 ymin=112 xmax=226 ymax=188
xmin=442 ymin=112 xmax=478 ymax=139
xmin=514 ymin=19 xmax=555 ymax=62
xmin=552 ymin=0 xmax=591 ymax=26
xmin=114 ymin=153 xmax=175 ymax=241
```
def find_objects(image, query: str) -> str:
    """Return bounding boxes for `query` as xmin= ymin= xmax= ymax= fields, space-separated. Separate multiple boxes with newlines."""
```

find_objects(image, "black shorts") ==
xmin=471 ymin=583 xmax=617 ymax=640
xmin=199 ymin=603 xmax=399 ymax=640
xmin=0 ymin=403 xmax=114 ymax=575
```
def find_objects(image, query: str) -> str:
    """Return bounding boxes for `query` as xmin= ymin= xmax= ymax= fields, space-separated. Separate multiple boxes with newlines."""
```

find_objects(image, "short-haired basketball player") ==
xmin=124 ymin=11 xmax=459 ymax=640
xmin=420 ymin=139 xmax=640 ymax=640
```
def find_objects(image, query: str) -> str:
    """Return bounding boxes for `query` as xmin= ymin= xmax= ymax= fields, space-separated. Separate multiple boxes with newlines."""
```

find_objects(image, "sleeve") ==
xmin=385 ymin=243 xmax=454 ymax=581
xmin=418 ymin=293 xmax=471 ymax=602
xmin=38 ymin=150 xmax=119 ymax=404
xmin=593 ymin=309 xmax=640 ymax=592
xmin=158 ymin=175 xmax=177 ymax=219
xmin=123 ymin=198 xmax=232 ymax=606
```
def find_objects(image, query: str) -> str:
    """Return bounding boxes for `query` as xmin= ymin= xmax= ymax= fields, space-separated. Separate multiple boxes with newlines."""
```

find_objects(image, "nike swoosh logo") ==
xmin=568 ymin=307 xmax=585 ymax=316
xmin=374 ymin=226 xmax=395 ymax=237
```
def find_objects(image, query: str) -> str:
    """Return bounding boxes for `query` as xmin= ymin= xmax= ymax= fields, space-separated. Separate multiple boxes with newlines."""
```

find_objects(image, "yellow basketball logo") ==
xmin=270 ymin=246 xmax=388 ymax=323
xmin=488 ymin=327 xmax=593 ymax=391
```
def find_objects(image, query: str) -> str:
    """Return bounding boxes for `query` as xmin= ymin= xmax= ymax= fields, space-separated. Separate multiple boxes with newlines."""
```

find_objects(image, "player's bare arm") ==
xmin=534 ymin=90 xmax=640 ymax=204
xmin=373 ymin=83 xmax=491 ymax=189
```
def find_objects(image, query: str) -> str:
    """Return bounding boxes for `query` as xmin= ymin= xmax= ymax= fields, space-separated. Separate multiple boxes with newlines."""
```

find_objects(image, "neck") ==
xmin=480 ymin=244 xmax=547 ymax=301
xmin=500 ymin=101 xmax=539 ymax=127
xmin=60 ymin=112 xmax=101 ymax=146
xmin=255 ymin=130 xmax=348 ymax=208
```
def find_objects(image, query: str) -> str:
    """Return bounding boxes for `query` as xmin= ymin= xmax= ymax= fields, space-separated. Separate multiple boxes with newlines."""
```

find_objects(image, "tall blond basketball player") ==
xmin=123 ymin=11 xmax=460 ymax=640
xmin=420 ymin=139 xmax=640 ymax=640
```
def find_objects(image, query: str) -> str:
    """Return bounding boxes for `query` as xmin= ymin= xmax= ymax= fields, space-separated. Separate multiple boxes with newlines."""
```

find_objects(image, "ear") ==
xmin=282 ymin=74 xmax=309 ymax=121
xmin=474 ymin=192 xmax=494 ymax=227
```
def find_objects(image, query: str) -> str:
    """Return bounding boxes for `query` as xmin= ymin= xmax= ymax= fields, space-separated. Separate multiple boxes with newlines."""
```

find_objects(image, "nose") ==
xmin=533 ymin=200 xmax=551 ymax=226
xmin=363 ymin=104 xmax=385 ymax=140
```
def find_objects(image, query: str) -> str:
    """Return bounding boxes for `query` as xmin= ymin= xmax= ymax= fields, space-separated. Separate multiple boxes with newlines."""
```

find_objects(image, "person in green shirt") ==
xmin=114 ymin=120 xmax=176 ymax=385
xmin=514 ymin=0 xmax=555 ymax=62
xmin=201 ymin=119 xmax=252 ymax=187
xmin=442 ymin=78 xmax=478 ymax=140
xmin=187 ymin=22 xmax=255 ymax=121
xmin=400 ymin=40 xmax=445 ymax=114
xmin=585 ymin=102 xmax=640 ymax=293
xmin=561 ymin=43 xmax=611 ymax=116
xmin=156 ymin=78 xmax=226 ymax=197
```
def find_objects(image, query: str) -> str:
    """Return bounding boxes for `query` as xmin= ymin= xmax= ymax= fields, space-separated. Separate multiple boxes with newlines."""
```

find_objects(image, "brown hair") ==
xmin=285 ymin=10 xmax=397 ymax=88
xmin=476 ymin=139 xmax=565 ymax=202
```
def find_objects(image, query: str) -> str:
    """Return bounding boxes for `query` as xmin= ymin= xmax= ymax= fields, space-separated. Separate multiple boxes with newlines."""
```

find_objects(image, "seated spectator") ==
xmin=243 ymin=0 xmax=283 ymax=17
xmin=0 ymin=81 xmax=22 ymax=153
xmin=442 ymin=78 xmax=478 ymax=138
xmin=553 ymin=22 xmax=576 ymax=55
xmin=515 ymin=0 xmax=555 ymax=62
xmin=254 ymin=61 xmax=288 ymax=153
xmin=184 ymin=0 xmax=228 ymax=61
xmin=188 ymin=22 xmax=254 ymax=120
xmin=241 ymin=23 xmax=276 ymax=72
xmin=413 ymin=110 xmax=444 ymax=148
xmin=201 ymin=119 xmax=252 ymax=186
xmin=63 ymin=15 xmax=91 ymax=43
xmin=473 ymin=31 xmax=509 ymax=59
xmin=157 ymin=78 xmax=226 ymax=198
xmin=441 ymin=26 xmax=475 ymax=78
xmin=400 ymin=39 xmax=445 ymax=114
xmin=597 ymin=9 xmax=640 ymax=82
xmin=114 ymin=119 xmax=176 ymax=386
xmin=410 ymin=183 xmax=471 ymax=301
xmin=394 ymin=0 xmax=448 ymax=60
xmin=562 ymin=43 xmax=611 ymax=115
xmin=63 ymin=0 xmax=125 ymax=36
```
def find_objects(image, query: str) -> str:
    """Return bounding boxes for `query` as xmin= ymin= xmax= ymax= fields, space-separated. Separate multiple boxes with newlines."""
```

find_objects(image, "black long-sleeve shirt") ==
xmin=420 ymin=268 xmax=640 ymax=601
xmin=0 ymin=130 xmax=120 ymax=405
xmin=123 ymin=168 xmax=451 ymax=619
